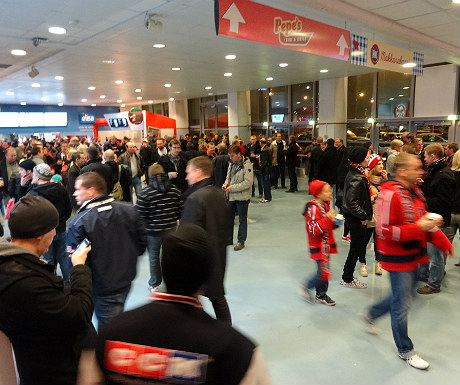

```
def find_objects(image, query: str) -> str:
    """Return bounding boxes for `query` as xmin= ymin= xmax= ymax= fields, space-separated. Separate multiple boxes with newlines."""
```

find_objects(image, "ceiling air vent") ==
xmin=0 ymin=64 xmax=12 ymax=69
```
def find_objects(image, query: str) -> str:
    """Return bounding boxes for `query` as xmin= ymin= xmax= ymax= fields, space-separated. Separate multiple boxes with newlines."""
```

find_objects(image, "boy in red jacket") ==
xmin=300 ymin=180 xmax=339 ymax=306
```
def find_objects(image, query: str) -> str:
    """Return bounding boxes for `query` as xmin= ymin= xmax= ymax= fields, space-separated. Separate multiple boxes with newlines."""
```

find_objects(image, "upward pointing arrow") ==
xmin=336 ymin=34 xmax=349 ymax=56
xmin=222 ymin=2 xmax=246 ymax=34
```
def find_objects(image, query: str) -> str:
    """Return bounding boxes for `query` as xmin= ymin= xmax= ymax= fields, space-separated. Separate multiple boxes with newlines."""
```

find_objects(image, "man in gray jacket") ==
xmin=223 ymin=145 xmax=253 ymax=251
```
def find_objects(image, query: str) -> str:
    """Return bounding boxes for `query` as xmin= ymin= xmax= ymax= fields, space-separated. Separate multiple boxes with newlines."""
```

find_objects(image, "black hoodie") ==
xmin=29 ymin=182 xmax=72 ymax=233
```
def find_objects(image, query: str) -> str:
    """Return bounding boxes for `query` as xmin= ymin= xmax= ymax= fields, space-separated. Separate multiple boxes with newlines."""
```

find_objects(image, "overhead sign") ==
xmin=215 ymin=0 xmax=350 ymax=61
xmin=367 ymin=40 xmax=413 ymax=73
xmin=79 ymin=113 xmax=95 ymax=124
xmin=128 ymin=108 xmax=143 ymax=125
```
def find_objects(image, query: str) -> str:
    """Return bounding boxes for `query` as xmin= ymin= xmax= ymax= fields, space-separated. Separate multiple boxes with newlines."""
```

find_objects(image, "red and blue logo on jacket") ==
xmin=104 ymin=340 xmax=208 ymax=383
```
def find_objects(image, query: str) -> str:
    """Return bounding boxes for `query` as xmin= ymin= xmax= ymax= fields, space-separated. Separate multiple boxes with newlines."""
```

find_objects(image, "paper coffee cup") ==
xmin=335 ymin=214 xmax=344 ymax=226
xmin=426 ymin=212 xmax=442 ymax=221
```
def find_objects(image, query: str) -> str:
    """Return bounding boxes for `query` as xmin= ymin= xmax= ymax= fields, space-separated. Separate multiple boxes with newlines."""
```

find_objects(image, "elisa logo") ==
xmin=79 ymin=113 xmax=95 ymax=124
xmin=370 ymin=44 xmax=380 ymax=65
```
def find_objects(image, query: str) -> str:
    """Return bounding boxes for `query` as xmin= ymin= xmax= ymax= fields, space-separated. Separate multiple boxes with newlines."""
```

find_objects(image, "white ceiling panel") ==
xmin=344 ymin=0 xmax=406 ymax=11
xmin=400 ymin=11 xmax=459 ymax=29
xmin=373 ymin=0 xmax=439 ymax=20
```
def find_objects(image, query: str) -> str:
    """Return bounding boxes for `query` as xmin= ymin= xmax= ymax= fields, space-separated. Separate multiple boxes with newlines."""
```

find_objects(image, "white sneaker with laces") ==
xmin=375 ymin=262 xmax=383 ymax=275
xmin=360 ymin=264 xmax=368 ymax=277
xmin=340 ymin=277 xmax=367 ymax=289
xmin=398 ymin=354 xmax=430 ymax=370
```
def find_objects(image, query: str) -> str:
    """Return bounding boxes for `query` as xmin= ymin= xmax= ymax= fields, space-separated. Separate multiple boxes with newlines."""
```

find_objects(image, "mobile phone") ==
xmin=74 ymin=238 xmax=91 ymax=254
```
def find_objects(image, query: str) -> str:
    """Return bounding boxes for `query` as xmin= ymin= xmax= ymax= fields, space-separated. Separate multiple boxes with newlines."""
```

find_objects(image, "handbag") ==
xmin=5 ymin=198 xmax=15 ymax=220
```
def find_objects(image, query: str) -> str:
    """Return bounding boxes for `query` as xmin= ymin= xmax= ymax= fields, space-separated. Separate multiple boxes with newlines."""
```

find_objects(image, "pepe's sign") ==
xmin=367 ymin=40 xmax=413 ymax=73
xmin=273 ymin=16 xmax=313 ymax=47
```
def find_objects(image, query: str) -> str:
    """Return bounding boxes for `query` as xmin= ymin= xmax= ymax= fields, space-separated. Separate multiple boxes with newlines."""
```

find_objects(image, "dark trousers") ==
xmin=261 ymin=172 xmax=272 ymax=200
xmin=274 ymin=163 xmax=286 ymax=188
xmin=209 ymin=296 xmax=232 ymax=325
xmin=228 ymin=200 xmax=249 ymax=244
xmin=252 ymin=169 xmax=263 ymax=197
xmin=287 ymin=165 xmax=297 ymax=191
xmin=342 ymin=215 xmax=368 ymax=282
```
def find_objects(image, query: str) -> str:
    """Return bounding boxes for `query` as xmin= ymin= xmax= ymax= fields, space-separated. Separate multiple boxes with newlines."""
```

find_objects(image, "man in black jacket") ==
xmin=309 ymin=136 xmax=324 ymax=182
xmin=80 ymin=145 xmax=114 ymax=194
xmin=0 ymin=195 xmax=93 ymax=385
xmin=341 ymin=145 xmax=372 ymax=289
xmin=67 ymin=172 xmax=147 ymax=330
xmin=417 ymin=143 xmax=455 ymax=294
xmin=285 ymin=135 xmax=299 ymax=192
xmin=158 ymin=139 xmax=188 ymax=194
xmin=29 ymin=163 xmax=72 ymax=281
xmin=182 ymin=156 xmax=233 ymax=323
xmin=246 ymin=135 xmax=262 ymax=197
xmin=259 ymin=138 xmax=272 ymax=202
xmin=318 ymin=138 xmax=340 ymax=205
xmin=211 ymin=143 xmax=230 ymax=188
xmin=103 ymin=149 xmax=132 ymax=202
xmin=95 ymin=224 xmax=271 ymax=385
xmin=67 ymin=151 xmax=86 ymax=209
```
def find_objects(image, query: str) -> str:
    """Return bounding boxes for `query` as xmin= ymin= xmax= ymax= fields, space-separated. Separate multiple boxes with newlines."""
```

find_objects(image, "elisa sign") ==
xmin=79 ymin=113 xmax=95 ymax=124
xmin=128 ymin=108 xmax=143 ymax=125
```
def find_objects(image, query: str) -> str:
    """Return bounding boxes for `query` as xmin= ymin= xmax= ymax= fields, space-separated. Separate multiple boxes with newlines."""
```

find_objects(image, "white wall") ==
xmin=318 ymin=78 xmax=347 ymax=141
xmin=414 ymin=64 xmax=459 ymax=117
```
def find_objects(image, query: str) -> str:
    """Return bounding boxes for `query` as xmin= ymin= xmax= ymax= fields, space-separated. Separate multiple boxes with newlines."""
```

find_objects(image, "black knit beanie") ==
xmin=348 ymin=146 xmax=368 ymax=164
xmin=8 ymin=195 xmax=59 ymax=239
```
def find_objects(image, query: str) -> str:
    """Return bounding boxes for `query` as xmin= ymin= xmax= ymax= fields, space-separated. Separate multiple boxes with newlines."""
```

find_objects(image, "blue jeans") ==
xmin=252 ymin=170 xmax=263 ymax=196
xmin=305 ymin=260 xmax=329 ymax=297
xmin=93 ymin=286 xmax=130 ymax=331
xmin=261 ymin=172 xmax=272 ymax=200
xmin=132 ymin=175 xmax=142 ymax=197
xmin=418 ymin=241 xmax=445 ymax=290
xmin=228 ymin=200 xmax=249 ymax=244
xmin=147 ymin=232 xmax=168 ymax=288
xmin=368 ymin=270 xmax=416 ymax=355
xmin=43 ymin=231 xmax=72 ymax=281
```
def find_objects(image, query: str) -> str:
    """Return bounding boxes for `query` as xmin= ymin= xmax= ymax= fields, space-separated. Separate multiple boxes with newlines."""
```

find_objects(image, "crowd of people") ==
xmin=0 ymin=130 xmax=458 ymax=383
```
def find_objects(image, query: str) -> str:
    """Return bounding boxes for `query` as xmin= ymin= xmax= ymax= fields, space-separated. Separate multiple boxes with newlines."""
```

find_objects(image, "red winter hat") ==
xmin=368 ymin=154 xmax=382 ymax=170
xmin=309 ymin=180 xmax=328 ymax=198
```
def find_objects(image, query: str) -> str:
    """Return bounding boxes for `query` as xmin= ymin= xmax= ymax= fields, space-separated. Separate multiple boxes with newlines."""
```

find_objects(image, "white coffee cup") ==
xmin=426 ymin=212 xmax=442 ymax=221
xmin=335 ymin=214 xmax=344 ymax=226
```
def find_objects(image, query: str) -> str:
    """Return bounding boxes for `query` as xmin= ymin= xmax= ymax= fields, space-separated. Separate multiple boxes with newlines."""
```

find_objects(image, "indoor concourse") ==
xmin=122 ymin=178 xmax=460 ymax=385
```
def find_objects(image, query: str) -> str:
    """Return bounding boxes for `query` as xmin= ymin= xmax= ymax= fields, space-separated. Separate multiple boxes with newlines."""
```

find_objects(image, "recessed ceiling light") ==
xmin=164 ymin=83 xmax=172 ymax=87
xmin=224 ymin=73 xmax=232 ymax=77
xmin=208 ymin=93 xmax=213 ymax=95
xmin=41 ymin=97 xmax=47 ymax=102
xmin=100 ymin=95 xmax=106 ymax=99
xmin=398 ymin=94 xmax=404 ymax=97
xmin=266 ymin=77 xmax=274 ymax=81
xmin=279 ymin=63 xmax=288 ymax=67
xmin=225 ymin=54 xmax=236 ymax=60
xmin=121 ymin=104 xmax=125 ymax=107
xmin=205 ymin=86 xmax=212 ymax=90
xmin=389 ymin=97 xmax=394 ymax=100
xmin=6 ymin=91 xmax=14 ymax=96
xmin=296 ymin=101 xmax=301 ymax=104
xmin=402 ymin=62 xmax=416 ymax=68
xmin=81 ymin=98 xmax=87 ymax=102
xmin=148 ymin=100 xmax=153 ymax=103
xmin=54 ymin=75 xmax=64 ymax=81
xmin=153 ymin=44 xmax=165 ymax=48
xmin=88 ymin=86 xmax=95 ymax=90
xmin=57 ymin=93 xmax=64 ymax=97
xmin=58 ymin=102 xmax=63 ymax=106
xmin=20 ymin=102 xmax=26 ymax=105
xmin=137 ymin=96 xmax=142 ymax=100
xmin=306 ymin=86 xmax=310 ymax=89
xmin=11 ymin=49 xmax=26 ymax=56
xmin=102 ymin=60 xmax=115 ymax=64
xmin=359 ymin=92 xmax=364 ymax=97
xmin=175 ymin=91 xmax=181 ymax=94
xmin=115 ymin=80 xmax=123 ymax=84
xmin=48 ymin=26 xmax=67 ymax=34
xmin=117 ymin=99 xmax=122 ymax=103
xmin=169 ymin=97 xmax=175 ymax=101
xmin=303 ymin=96 xmax=308 ymax=100
xmin=32 ymin=83 xmax=40 ymax=88
xmin=172 ymin=67 xmax=180 ymax=71
xmin=403 ymin=86 xmax=410 ymax=90
xmin=135 ymin=89 xmax=141 ymax=92
xmin=320 ymin=69 xmax=328 ymax=73
xmin=454 ymin=0 xmax=460 ymax=4
xmin=91 ymin=103 xmax=96 ymax=107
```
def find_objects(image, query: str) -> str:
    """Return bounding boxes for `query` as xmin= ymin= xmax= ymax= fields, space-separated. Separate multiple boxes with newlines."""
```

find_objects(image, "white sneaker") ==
xmin=375 ymin=262 xmax=383 ymax=275
xmin=340 ymin=277 xmax=367 ymax=289
xmin=360 ymin=264 xmax=368 ymax=277
xmin=398 ymin=354 xmax=430 ymax=370
xmin=362 ymin=313 xmax=381 ymax=335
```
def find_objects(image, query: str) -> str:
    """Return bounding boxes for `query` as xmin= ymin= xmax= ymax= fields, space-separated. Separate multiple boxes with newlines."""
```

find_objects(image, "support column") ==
xmin=228 ymin=91 xmax=250 ymax=143
xmin=318 ymin=77 xmax=347 ymax=142
xmin=169 ymin=99 xmax=189 ymax=137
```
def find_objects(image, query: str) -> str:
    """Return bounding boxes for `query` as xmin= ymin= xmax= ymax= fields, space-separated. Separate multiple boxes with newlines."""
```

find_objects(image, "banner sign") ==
xmin=215 ymin=0 xmax=350 ymax=61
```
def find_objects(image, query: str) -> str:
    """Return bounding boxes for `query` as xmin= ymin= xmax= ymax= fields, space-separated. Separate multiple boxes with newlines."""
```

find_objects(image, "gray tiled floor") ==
xmin=123 ymin=177 xmax=460 ymax=384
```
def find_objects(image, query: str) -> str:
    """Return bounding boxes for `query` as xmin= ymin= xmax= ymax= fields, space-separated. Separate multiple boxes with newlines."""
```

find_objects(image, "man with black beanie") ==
xmin=96 ymin=223 xmax=271 ymax=385
xmin=0 ymin=195 xmax=93 ymax=385
xmin=340 ymin=145 xmax=372 ymax=289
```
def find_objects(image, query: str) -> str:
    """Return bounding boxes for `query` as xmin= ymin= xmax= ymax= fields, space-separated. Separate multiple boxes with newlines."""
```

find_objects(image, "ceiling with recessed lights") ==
xmin=0 ymin=0 xmax=458 ymax=107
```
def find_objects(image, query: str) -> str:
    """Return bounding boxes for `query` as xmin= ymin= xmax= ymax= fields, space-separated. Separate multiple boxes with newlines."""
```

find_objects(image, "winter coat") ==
xmin=309 ymin=144 xmax=323 ymax=181
xmin=342 ymin=167 xmax=373 ymax=221
xmin=105 ymin=160 xmax=132 ymax=202
xmin=259 ymin=145 xmax=272 ymax=174
xmin=118 ymin=151 xmax=144 ymax=178
xmin=158 ymin=152 xmax=188 ymax=193
xmin=0 ymin=239 xmax=93 ymax=385
xmin=286 ymin=141 xmax=300 ymax=168
xmin=224 ymin=158 xmax=253 ymax=201
xmin=212 ymin=154 xmax=230 ymax=188
xmin=317 ymin=145 xmax=339 ymax=185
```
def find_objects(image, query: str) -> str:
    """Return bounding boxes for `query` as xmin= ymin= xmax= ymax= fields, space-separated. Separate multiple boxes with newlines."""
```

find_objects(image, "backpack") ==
xmin=110 ymin=165 xmax=123 ymax=200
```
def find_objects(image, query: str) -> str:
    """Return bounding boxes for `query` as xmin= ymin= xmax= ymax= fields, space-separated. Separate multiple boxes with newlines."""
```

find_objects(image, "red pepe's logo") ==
xmin=273 ymin=16 xmax=313 ymax=47
xmin=128 ymin=108 xmax=143 ymax=125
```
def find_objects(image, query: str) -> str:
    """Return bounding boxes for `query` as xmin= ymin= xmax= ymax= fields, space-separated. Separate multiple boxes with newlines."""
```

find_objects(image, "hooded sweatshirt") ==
xmin=0 ymin=238 xmax=93 ymax=385
xmin=135 ymin=173 xmax=183 ymax=234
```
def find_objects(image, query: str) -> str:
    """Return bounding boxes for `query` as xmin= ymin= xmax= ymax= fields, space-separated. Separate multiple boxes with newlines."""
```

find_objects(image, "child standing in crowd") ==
xmin=360 ymin=154 xmax=387 ymax=276
xmin=300 ymin=180 xmax=339 ymax=306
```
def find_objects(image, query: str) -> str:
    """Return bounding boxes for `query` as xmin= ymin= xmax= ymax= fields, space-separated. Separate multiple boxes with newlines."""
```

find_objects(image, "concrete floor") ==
xmin=125 ymin=177 xmax=460 ymax=385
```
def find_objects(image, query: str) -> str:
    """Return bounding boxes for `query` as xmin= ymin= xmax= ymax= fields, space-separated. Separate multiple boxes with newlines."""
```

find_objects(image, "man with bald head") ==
xmin=118 ymin=142 xmax=144 ymax=197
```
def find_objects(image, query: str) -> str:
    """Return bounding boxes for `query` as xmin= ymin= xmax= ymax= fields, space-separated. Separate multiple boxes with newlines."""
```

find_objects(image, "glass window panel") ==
xmin=269 ymin=86 xmax=288 ymax=122
xmin=376 ymin=122 xmax=408 ymax=157
xmin=377 ymin=72 xmax=411 ymax=118
xmin=347 ymin=74 xmax=375 ymax=119
xmin=250 ymin=89 xmax=268 ymax=124
xmin=346 ymin=123 xmax=371 ymax=147
xmin=162 ymin=102 xmax=169 ymax=117
xmin=291 ymin=82 xmax=314 ymax=122
xmin=216 ymin=94 xmax=227 ymax=102
xmin=415 ymin=122 xmax=450 ymax=145
xmin=153 ymin=103 xmax=162 ymax=115
xmin=188 ymin=98 xmax=200 ymax=126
